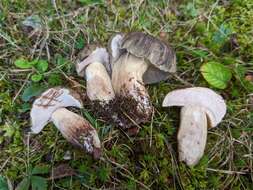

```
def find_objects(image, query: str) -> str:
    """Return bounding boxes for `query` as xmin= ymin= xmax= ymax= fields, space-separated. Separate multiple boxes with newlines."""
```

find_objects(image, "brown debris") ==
xmin=50 ymin=164 xmax=76 ymax=180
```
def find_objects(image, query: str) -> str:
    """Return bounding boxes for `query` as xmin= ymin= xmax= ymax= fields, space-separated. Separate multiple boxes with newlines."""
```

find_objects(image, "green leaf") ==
xmin=75 ymin=37 xmax=85 ymax=50
xmin=0 ymin=176 xmax=8 ymax=190
xmin=16 ymin=177 xmax=30 ymax=190
xmin=21 ymin=84 xmax=46 ymax=102
xmin=31 ymin=74 xmax=43 ymax=82
xmin=14 ymin=58 xmax=33 ymax=69
xmin=212 ymin=24 xmax=232 ymax=45
xmin=48 ymin=73 xmax=62 ymax=86
xmin=200 ymin=62 xmax=232 ymax=89
xmin=32 ymin=165 xmax=49 ymax=175
xmin=78 ymin=0 xmax=103 ymax=5
xmin=31 ymin=176 xmax=47 ymax=190
xmin=35 ymin=60 xmax=48 ymax=73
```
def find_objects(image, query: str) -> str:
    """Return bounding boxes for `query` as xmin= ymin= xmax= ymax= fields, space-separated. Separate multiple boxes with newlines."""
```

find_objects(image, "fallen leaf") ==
xmin=50 ymin=164 xmax=76 ymax=180
xmin=245 ymin=74 xmax=253 ymax=82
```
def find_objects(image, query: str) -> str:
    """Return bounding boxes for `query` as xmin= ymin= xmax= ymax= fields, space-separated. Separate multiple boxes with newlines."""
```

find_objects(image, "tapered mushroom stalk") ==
xmin=110 ymin=32 xmax=176 ymax=128
xmin=76 ymin=46 xmax=115 ymax=104
xmin=162 ymin=87 xmax=226 ymax=166
xmin=30 ymin=87 xmax=101 ymax=159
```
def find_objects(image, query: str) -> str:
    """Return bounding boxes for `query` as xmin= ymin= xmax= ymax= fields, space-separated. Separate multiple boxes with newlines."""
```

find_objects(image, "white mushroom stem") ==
xmin=177 ymin=106 xmax=207 ymax=166
xmin=112 ymin=54 xmax=152 ymax=112
xmin=51 ymin=108 xmax=101 ymax=158
xmin=85 ymin=61 xmax=115 ymax=103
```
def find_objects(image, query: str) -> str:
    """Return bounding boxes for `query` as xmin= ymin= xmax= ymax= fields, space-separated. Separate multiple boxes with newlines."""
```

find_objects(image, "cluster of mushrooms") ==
xmin=30 ymin=32 xmax=227 ymax=166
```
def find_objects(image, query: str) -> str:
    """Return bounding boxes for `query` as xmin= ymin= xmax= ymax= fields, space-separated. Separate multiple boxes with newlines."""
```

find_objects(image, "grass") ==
xmin=0 ymin=0 xmax=253 ymax=189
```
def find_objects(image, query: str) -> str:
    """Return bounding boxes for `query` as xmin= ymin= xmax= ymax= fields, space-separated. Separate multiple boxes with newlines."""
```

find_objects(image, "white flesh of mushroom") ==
xmin=177 ymin=106 xmax=207 ymax=166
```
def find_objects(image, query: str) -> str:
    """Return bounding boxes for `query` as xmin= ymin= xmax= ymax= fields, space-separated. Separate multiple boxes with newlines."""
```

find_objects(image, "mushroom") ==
xmin=162 ymin=87 xmax=226 ymax=166
xmin=109 ymin=32 xmax=176 ymax=128
xmin=30 ymin=87 xmax=101 ymax=159
xmin=76 ymin=45 xmax=115 ymax=104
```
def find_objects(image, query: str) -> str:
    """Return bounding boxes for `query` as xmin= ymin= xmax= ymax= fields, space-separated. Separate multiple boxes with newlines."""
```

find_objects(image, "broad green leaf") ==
xmin=32 ymin=165 xmax=49 ymax=175
xmin=31 ymin=74 xmax=43 ymax=82
xmin=21 ymin=84 xmax=46 ymax=102
xmin=16 ymin=177 xmax=30 ymax=190
xmin=200 ymin=62 xmax=232 ymax=89
xmin=35 ymin=60 xmax=48 ymax=73
xmin=14 ymin=58 xmax=33 ymax=69
xmin=0 ymin=176 xmax=8 ymax=190
xmin=31 ymin=176 xmax=47 ymax=190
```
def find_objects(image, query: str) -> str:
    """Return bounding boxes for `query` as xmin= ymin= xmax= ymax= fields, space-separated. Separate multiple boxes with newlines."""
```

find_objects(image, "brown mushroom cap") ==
xmin=30 ymin=87 xmax=83 ymax=134
xmin=120 ymin=32 xmax=177 ymax=84
xmin=162 ymin=87 xmax=226 ymax=127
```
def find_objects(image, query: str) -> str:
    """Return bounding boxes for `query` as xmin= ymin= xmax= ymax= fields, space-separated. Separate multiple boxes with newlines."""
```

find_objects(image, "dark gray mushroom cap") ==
xmin=121 ymin=32 xmax=177 ymax=84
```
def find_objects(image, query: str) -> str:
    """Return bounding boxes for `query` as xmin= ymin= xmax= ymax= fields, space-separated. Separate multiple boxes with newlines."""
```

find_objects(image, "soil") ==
xmin=85 ymin=94 xmax=152 ymax=133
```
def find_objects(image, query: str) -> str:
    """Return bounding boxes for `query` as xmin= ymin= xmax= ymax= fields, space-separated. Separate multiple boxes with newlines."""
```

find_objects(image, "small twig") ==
xmin=207 ymin=168 xmax=249 ymax=175
xmin=171 ymin=73 xmax=194 ymax=87
xmin=12 ymin=73 xmax=31 ymax=103
xmin=0 ymin=157 xmax=10 ymax=172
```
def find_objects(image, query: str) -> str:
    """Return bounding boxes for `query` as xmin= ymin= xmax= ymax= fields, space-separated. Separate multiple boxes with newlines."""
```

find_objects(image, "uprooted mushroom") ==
xmin=76 ymin=45 xmax=115 ymax=104
xmin=30 ymin=87 xmax=101 ymax=159
xmin=162 ymin=87 xmax=226 ymax=166
xmin=109 ymin=32 xmax=177 ymax=128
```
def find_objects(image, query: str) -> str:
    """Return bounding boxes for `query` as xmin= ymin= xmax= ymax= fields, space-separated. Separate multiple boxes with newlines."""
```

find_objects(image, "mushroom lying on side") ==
xmin=162 ymin=87 xmax=226 ymax=166
xmin=109 ymin=32 xmax=176 ymax=128
xmin=30 ymin=87 xmax=101 ymax=159
xmin=76 ymin=45 xmax=115 ymax=104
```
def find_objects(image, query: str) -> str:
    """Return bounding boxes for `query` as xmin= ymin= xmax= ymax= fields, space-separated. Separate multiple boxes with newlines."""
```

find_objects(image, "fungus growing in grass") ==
xmin=109 ymin=32 xmax=176 ymax=128
xmin=162 ymin=87 xmax=226 ymax=166
xmin=76 ymin=45 xmax=115 ymax=104
xmin=30 ymin=87 xmax=101 ymax=159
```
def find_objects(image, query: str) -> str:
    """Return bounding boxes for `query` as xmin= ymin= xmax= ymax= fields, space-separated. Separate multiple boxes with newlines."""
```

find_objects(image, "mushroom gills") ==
xmin=51 ymin=108 xmax=101 ymax=159
xmin=85 ymin=61 xmax=115 ymax=103
xmin=177 ymin=106 xmax=207 ymax=166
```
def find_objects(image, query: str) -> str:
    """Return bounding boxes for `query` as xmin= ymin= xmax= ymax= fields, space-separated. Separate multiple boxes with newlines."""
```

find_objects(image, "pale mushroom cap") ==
xmin=162 ymin=87 xmax=226 ymax=127
xmin=30 ymin=87 xmax=83 ymax=134
xmin=76 ymin=47 xmax=109 ymax=77
xmin=109 ymin=33 xmax=124 ymax=62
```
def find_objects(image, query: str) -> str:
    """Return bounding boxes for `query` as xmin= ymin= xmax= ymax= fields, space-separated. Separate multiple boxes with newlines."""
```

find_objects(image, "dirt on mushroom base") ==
xmin=86 ymin=90 xmax=152 ymax=134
